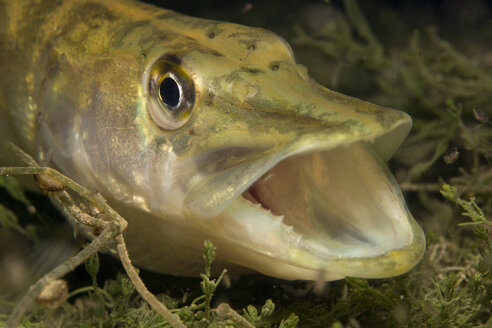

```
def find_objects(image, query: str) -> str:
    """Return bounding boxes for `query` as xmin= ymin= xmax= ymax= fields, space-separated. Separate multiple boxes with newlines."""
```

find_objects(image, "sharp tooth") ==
xmin=285 ymin=226 xmax=302 ymax=244
xmin=262 ymin=173 xmax=274 ymax=183
xmin=273 ymin=215 xmax=284 ymax=225
xmin=242 ymin=191 xmax=256 ymax=204
xmin=294 ymin=234 xmax=302 ymax=244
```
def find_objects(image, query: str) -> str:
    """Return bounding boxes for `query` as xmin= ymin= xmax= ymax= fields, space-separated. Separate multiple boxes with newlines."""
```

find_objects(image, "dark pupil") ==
xmin=159 ymin=77 xmax=180 ymax=107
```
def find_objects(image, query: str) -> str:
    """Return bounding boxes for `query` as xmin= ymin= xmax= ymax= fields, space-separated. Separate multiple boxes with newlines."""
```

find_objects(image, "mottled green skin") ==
xmin=0 ymin=0 xmax=424 ymax=279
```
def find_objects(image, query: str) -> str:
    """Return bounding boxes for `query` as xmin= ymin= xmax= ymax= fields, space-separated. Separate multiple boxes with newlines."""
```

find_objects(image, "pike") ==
xmin=0 ymin=0 xmax=425 ymax=281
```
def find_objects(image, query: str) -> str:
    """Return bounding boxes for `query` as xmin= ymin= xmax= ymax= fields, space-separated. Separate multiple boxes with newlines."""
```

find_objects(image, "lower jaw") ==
xmin=190 ymin=196 xmax=424 ymax=280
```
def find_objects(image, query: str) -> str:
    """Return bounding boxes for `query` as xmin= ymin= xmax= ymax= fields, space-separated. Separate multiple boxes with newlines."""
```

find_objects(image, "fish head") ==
xmin=37 ymin=9 xmax=424 ymax=280
xmin=132 ymin=19 xmax=425 ymax=280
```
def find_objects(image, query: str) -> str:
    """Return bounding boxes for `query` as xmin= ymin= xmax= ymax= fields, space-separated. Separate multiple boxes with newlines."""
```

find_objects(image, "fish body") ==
xmin=0 ymin=0 xmax=425 ymax=280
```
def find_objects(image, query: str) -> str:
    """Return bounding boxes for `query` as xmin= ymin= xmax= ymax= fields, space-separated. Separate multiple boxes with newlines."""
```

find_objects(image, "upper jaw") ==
xmin=182 ymin=138 xmax=425 ymax=280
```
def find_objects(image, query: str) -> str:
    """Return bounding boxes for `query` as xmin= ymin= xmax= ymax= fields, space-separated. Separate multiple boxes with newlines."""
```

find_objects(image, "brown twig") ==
xmin=215 ymin=303 xmax=256 ymax=328
xmin=115 ymin=234 xmax=187 ymax=328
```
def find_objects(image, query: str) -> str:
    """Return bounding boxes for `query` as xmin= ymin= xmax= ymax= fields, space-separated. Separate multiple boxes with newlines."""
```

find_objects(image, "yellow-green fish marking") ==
xmin=0 ymin=0 xmax=425 ymax=280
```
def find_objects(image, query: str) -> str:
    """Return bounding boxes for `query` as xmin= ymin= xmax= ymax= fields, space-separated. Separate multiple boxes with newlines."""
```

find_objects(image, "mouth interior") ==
xmin=239 ymin=143 xmax=412 ymax=259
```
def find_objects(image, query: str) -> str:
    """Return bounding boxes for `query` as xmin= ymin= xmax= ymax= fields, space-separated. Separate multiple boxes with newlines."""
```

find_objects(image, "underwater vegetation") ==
xmin=1 ymin=0 xmax=491 ymax=327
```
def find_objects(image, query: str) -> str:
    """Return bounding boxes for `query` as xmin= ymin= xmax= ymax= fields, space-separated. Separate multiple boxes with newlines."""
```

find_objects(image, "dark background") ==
xmin=140 ymin=0 xmax=492 ymax=50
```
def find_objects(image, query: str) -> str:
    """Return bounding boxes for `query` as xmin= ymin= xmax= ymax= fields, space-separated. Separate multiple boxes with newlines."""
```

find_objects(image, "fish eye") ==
xmin=147 ymin=59 xmax=195 ymax=130
xmin=159 ymin=76 xmax=181 ymax=108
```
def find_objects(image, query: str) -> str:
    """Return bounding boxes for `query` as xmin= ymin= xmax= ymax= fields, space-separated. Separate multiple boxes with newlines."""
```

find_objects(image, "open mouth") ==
xmin=238 ymin=143 xmax=413 ymax=258
xmin=185 ymin=142 xmax=424 ymax=279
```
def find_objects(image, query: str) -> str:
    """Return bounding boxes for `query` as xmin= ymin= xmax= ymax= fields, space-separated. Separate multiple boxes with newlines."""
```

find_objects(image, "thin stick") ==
xmin=6 ymin=222 xmax=120 ymax=328
xmin=57 ymin=191 xmax=109 ymax=228
xmin=115 ymin=234 xmax=187 ymax=328
xmin=215 ymin=303 xmax=256 ymax=328
xmin=0 ymin=166 xmax=124 ymax=223
xmin=2 ymin=142 xmax=122 ymax=220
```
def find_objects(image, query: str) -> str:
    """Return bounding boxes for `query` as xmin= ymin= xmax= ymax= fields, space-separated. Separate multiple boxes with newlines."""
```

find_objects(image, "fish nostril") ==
xmin=296 ymin=64 xmax=310 ymax=81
